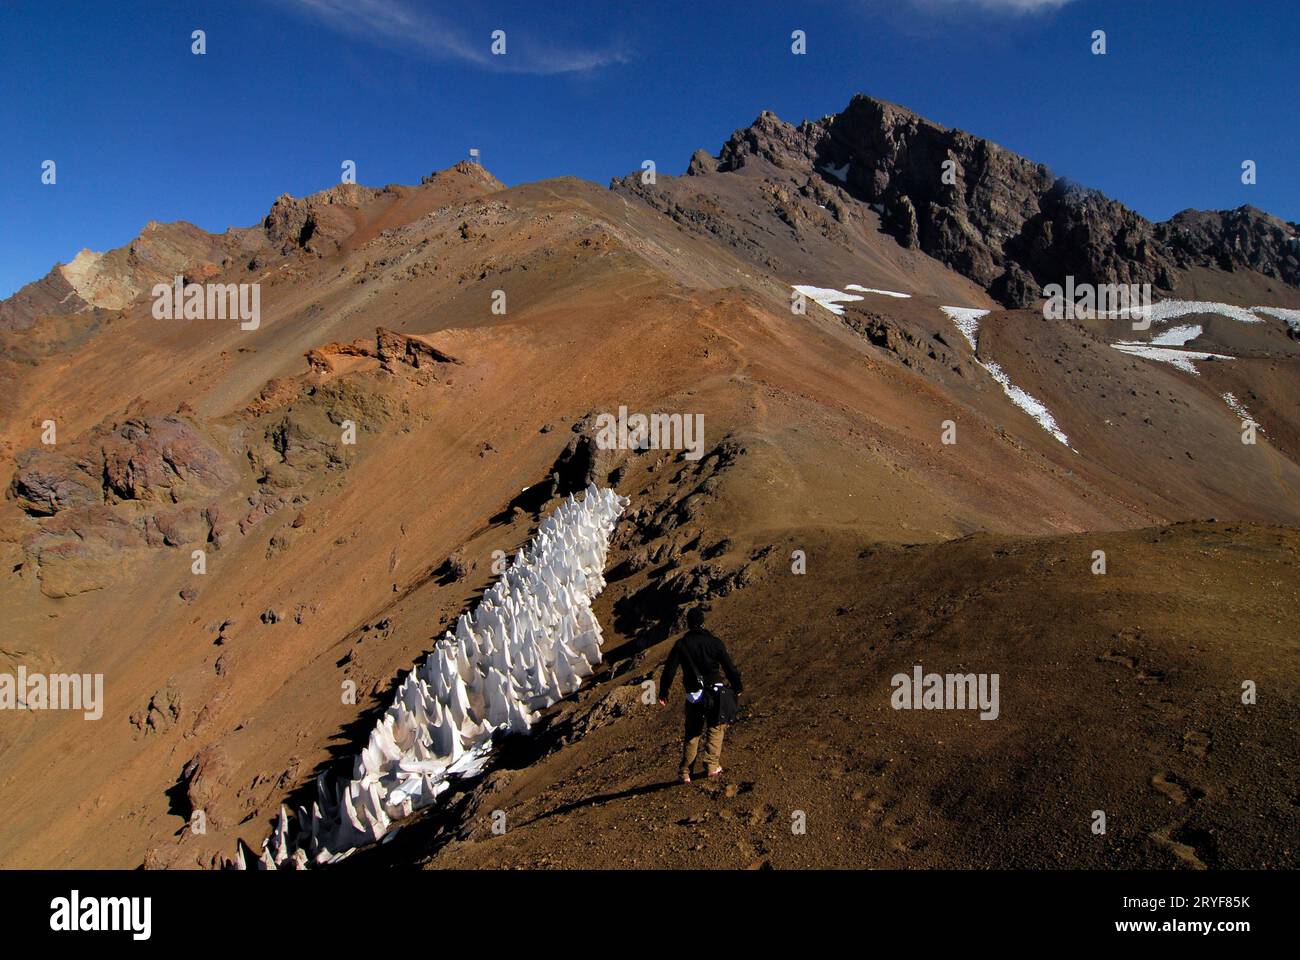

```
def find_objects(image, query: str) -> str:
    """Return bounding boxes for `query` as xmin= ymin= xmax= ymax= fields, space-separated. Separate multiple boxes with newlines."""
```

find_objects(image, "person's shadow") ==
xmin=517 ymin=780 xmax=679 ymax=828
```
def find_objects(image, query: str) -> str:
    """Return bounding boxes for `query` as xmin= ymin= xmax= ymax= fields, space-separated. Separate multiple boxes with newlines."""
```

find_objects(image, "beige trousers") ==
xmin=681 ymin=705 xmax=727 ymax=776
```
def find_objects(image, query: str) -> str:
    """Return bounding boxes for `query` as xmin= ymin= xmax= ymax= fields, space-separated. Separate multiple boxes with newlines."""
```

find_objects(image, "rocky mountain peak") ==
xmin=693 ymin=94 xmax=1299 ymax=306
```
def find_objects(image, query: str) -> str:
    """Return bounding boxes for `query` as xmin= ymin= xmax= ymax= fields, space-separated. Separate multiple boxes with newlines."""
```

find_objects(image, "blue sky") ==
xmin=1 ymin=0 xmax=1296 ymax=298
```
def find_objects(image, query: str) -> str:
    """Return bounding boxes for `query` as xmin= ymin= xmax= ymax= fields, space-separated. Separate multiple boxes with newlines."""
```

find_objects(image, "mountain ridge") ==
xmin=0 ymin=162 xmax=504 ymax=334
xmin=653 ymin=93 xmax=1300 ymax=307
xmin=6 ymin=95 xmax=1298 ymax=335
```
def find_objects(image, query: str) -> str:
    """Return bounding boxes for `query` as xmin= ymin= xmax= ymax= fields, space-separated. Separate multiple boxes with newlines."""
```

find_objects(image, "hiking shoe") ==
xmin=680 ymin=772 xmax=692 ymax=783
xmin=707 ymin=767 xmax=723 ymax=778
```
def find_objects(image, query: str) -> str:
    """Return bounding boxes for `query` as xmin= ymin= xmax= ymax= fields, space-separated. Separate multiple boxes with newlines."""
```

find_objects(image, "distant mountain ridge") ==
xmin=668 ymin=94 xmax=1300 ymax=307
xmin=0 ymin=162 xmax=503 ymax=333
xmin=6 ymin=96 xmax=1297 ymax=335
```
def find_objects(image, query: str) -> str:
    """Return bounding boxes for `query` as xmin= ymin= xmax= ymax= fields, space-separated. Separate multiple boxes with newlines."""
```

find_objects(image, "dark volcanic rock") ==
xmin=551 ymin=413 xmax=628 ymax=494
xmin=641 ymin=93 xmax=1300 ymax=306
xmin=1156 ymin=206 xmax=1300 ymax=283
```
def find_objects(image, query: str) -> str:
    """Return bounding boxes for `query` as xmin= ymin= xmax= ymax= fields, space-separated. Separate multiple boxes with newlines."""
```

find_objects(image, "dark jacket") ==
xmin=660 ymin=629 xmax=743 ymax=701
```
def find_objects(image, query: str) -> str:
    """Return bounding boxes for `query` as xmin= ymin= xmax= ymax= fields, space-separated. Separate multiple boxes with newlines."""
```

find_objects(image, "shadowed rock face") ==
xmin=1007 ymin=181 xmax=1179 ymax=299
xmin=700 ymin=94 xmax=1299 ymax=306
xmin=1156 ymin=205 xmax=1300 ymax=281
xmin=820 ymin=97 xmax=1058 ymax=293
xmin=0 ymin=265 xmax=84 ymax=333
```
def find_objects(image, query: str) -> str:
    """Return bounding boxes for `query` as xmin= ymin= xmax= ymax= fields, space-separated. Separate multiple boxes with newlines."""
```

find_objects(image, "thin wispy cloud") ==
xmin=909 ymin=0 xmax=1076 ymax=11
xmin=275 ymin=0 xmax=630 ymax=75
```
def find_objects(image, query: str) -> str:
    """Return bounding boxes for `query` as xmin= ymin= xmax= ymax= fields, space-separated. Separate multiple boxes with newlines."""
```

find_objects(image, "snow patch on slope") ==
xmin=1111 ymin=342 xmax=1233 ymax=375
xmin=940 ymin=306 xmax=988 ymax=350
xmin=820 ymin=162 xmax=849 ymax=182
xmin=792 ymin=285 xmax=863 ymax=316
xmin=1149 ymin=324 xmax=1202 ymax=346
xmin=1221 ymin=392 xmax=1262 ymax=429
xmin=846 ymin=284 xmax=911 ymax=298
xmin=1141 ymin=300 xmax=1265 ymax=326
xmin=1111 ymin=300 xmax=1300 ymax=373
xmin=792 ymin=283 xmax=914 ymax=314
xmin=940 ymin=306 xmax=1069 ymax=446
xmin=1140 ymin=299 xmax=1300 ymax=331
xmin=1252 ymin=306 xmax=1300 ymax=335
xmin=981 ymin=360 xmax=1071 ymax=446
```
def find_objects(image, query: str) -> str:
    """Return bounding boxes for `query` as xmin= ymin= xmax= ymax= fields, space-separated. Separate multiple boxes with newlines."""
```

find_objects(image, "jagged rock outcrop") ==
xmin=180 ymin=745 xmax=232 ymax=819
xmin=714 ymin=109 xmax=823 ymax=173
xmin=9 ymin=415 xmax=238 ymax=595
xmin=99 ymin=416 xmax=236 ymax=504
xmin=130 ymin=683 xmax=183 ymax=737
xmin=9 ymin=449 xmax=103 ymax=516
xmin=550 ymin=414 xmax=631 ymax=495
xmin=262 ymin=184 xmax=384 ymax=256
xmin=305 ymin=339 xmax=374 ymax=374
xmin=1156 ymin=206 xmax=1300 ymax=281
xmin=1008 ymin=181 xmax=1178 ymax=300
xmin=375 ymin=327 xmax=461 ymax=372
xmin=674 ymin=94 xmax=1300 ymax=307
xmin=11 ymin=415 xmax=234 ymax=515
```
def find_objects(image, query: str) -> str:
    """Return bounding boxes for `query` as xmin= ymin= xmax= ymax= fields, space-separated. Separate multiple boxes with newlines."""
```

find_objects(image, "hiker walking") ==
xmin=657 ymin=607 xmax=743 ymax=782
